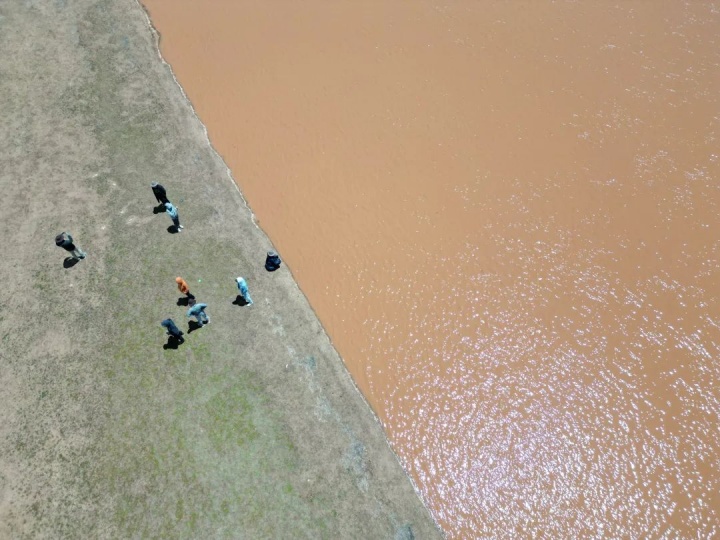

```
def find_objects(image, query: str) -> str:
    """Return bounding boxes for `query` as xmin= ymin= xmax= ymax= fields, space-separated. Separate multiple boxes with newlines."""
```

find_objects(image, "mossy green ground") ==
xmin=0 ymin=1 xmax=441 ymax=538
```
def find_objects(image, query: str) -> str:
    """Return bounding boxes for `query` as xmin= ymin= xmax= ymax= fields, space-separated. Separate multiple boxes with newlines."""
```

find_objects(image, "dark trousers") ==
xmin=167 ymin=327 xmax=184 ymax=342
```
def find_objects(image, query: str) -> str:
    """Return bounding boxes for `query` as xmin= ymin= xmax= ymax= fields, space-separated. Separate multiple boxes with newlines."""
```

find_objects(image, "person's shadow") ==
xmin=153 ymin=203 xmax=166 ymax=214
xmin=232 ymin=295 xmax=250 ymax=306
xmin=187 ymin=320 xmax=203 ymax=333
xmin=177 ymin=297 xmax=190 ymax=306
xmin=63 ymin=257 xmax=79 ymax=269
xmin=163 ymin=335 xmax=185 ymax=350
xmin=167 ymin=225 xmax=179 ymax=234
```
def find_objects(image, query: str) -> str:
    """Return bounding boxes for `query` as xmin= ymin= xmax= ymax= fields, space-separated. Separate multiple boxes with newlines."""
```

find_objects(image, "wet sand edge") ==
xmin=0 ymin=0 xmax=442 ymax=536
xmin=138 ymin=0 xmax=445 ymax=532
xmin=135 ymin=4 xmax=439 ymax=525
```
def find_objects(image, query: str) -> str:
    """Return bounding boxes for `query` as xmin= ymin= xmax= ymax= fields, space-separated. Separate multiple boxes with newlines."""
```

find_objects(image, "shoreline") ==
xmin=137 ymin=0 xmax=437 ymax=525
xmin=0 ymin=0 xmax=441 ymax=536
xmin=133 ymin=1 xmax=720 ymax=537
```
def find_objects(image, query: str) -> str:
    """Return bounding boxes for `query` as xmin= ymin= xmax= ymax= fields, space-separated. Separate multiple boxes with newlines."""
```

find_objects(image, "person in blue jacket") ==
xmin=265 ymin=251 xmax=281 ymax=271
xmin=187 ymin=303 xmax=210 ymax=326
xmin=161 ymin=318 xmax=184 ymax=343
xmin=165 ymin=202 xmax=183 ymax=231
xmin=235 ymin=277 xmax=253 ymax=306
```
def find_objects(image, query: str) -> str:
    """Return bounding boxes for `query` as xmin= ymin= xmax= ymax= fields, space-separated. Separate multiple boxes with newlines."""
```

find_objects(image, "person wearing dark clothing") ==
xmin=265 ymin=251 xmax=281 ymax=271
xmin=55 ymin=232 xmax=86 ymax=260
xmin=161 ymin=318 xmax=185 ymax=343
xmin=151 ymin=182 xmax=169 ymax=205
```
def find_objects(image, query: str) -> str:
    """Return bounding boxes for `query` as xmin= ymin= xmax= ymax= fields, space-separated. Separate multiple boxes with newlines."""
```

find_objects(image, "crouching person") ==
xmin=161 ymin=318 xmax=185 ymax=344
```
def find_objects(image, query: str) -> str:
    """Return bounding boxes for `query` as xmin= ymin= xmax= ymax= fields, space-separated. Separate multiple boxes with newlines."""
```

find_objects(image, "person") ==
xmin=165 ymin=202 xmax=183 ymax=231
xmin=176 ymin=276 xmax=194 ymax=301
xmin=187 ymin=303 xmax=210 ymax=326
xmin=151 ymin=182 xmax=169 ymax=205
xmin=235 ymin=277 xmax=253 ymax=305
xmin=161 ymin=318 xmax=185 ymax=343
xmin=265 ymin=251 xmax=281 ymax=271
xmin=55 ymin=232 xmax=86 ymax=260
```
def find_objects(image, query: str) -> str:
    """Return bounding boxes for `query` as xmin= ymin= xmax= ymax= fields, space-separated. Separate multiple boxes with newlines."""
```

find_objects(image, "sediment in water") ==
xmin=141 ymin=1 xmax=720 ymax=537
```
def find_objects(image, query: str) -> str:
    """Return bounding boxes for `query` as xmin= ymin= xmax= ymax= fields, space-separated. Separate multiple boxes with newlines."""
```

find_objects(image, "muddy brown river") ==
xmin=142 ymin=1 xmax=720 ymax=536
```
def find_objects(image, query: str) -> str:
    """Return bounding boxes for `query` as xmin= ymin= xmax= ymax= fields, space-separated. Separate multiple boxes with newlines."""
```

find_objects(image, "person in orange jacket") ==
xmin=176 ymin=277 xmax=195 ymax=302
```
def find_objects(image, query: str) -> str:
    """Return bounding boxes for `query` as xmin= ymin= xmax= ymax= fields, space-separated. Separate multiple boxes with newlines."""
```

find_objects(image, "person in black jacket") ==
xmin=55 ymin=232 xmax=86 ymax=260
xmin=151 ymin=182 xmax=169 ymax=205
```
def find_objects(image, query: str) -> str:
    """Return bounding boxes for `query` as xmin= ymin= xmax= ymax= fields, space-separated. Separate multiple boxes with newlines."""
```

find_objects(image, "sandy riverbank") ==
xmin=0 ymin=1 xmax=440 ymax=537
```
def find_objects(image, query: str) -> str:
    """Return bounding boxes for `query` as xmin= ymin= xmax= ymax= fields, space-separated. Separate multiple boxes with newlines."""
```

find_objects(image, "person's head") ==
xmin=151 ymin=182 xmax=158 ymax=188
xmin=55 ymin=233 xmax=66 ymax=246
xmin=236 ymin=277 xmax=244 ymax=284
xmin=164 ymin=202 xmax=172 ymax=209
xmin=176 ymin=277 xmax=183 ymax=284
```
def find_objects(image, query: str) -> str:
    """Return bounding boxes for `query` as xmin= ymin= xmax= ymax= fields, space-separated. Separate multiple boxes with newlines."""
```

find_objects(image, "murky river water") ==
xmin=142 ymin=1 xmax=720 ymax=536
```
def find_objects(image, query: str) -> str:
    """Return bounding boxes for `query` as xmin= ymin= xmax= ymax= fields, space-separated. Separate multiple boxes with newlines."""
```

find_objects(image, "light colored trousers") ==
xmin=193 ymin=312 xmax=209 ymax=325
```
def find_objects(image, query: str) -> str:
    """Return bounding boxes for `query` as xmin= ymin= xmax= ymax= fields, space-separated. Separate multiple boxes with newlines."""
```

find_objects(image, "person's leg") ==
xmin=172 ymin=216 xmax=180 ymax=230
xmin=176 ymin=213 xmax=184 ymax=229
xmin=241 ymin=289 xmax=252 ymax=305
xmin=202 ymin=311 xmax=210 ymax=324
xmin=194 ymin=314 xmax=204 ymax=326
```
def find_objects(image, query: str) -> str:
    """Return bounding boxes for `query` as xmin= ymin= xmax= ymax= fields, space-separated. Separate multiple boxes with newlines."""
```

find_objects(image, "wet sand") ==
xmin=143 ymin=1 xmax=720 ymax=536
